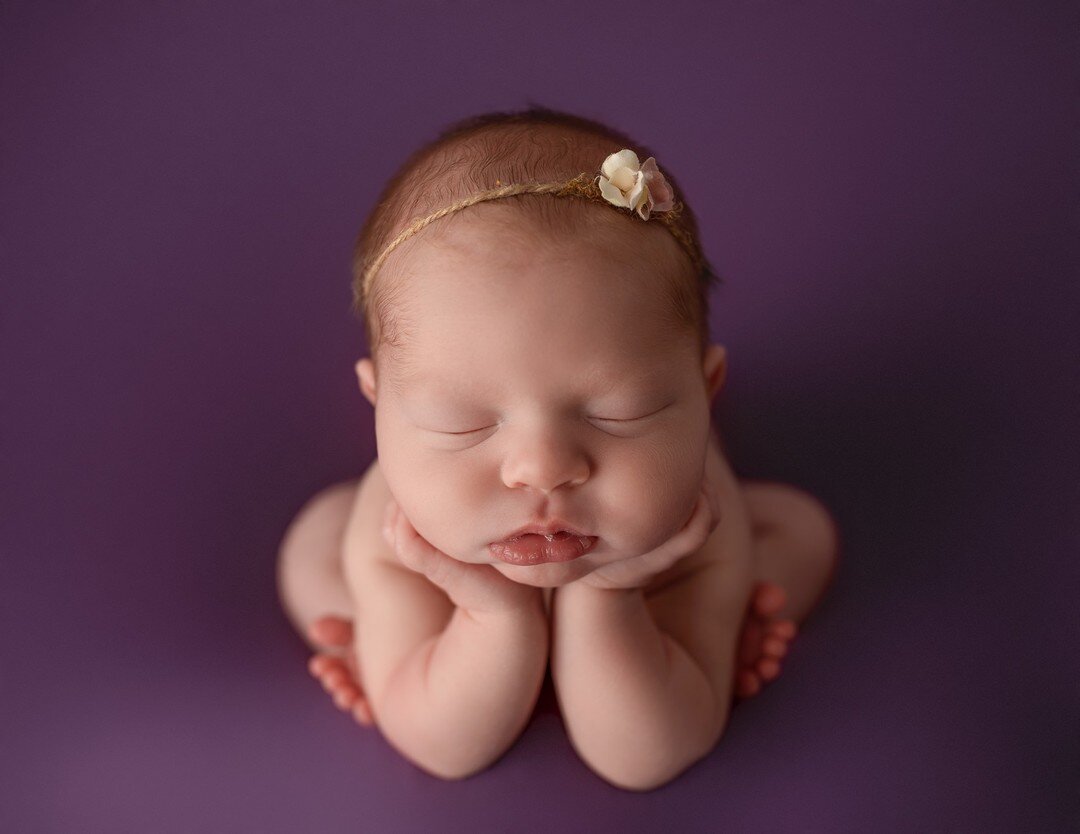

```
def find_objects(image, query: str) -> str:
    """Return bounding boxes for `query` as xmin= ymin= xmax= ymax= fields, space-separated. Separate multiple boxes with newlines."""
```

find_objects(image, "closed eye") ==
xmin=437 ymin=425 xmax=495 ymax=436
xmin=590 ymin=401 xmax=674 ymax=424
xmin=591 ymin=415 xmax=647 ymax=424
xmin=430 ymin=401 xmax=675 ymax=434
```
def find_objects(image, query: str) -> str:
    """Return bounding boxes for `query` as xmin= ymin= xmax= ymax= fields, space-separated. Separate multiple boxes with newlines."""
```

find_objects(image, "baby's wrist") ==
xmin=460 ymin=586 xmax=546 ymax=624
xmin=558 ymin=578 xmax=645 ymax=602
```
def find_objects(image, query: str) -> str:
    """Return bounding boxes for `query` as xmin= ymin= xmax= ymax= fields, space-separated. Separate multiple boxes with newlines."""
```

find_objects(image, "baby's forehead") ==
xmin=384 ymin=209 xmax=680 ymax=308
xmin=381 ymin=269 xmax=681 ymax=362
xmin=377 ymin=297 xmax=695 ymax=402
xmin=381 ymin=341 xmax=679 ymax=400
xmin=370 ymin=202 xmax=697 ymax=381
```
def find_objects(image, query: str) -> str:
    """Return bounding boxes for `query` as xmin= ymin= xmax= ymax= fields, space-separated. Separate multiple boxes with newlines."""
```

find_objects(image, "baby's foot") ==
xmin=734 ymin=582 xmax=798 ymax=700
xmin=306 ymin=615 xmax=374 ymax=726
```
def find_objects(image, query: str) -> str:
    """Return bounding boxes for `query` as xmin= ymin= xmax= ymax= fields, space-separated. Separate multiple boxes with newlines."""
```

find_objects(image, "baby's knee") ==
xmin=286 ymin=478 xmax=358 ymax=536
xmin=742 ymin=482 xmax=837 ymax=546
xmin=299 ymin=479 xmax=361 ymax=525
xmin=278 ymin=479 xmax=360 ymax=577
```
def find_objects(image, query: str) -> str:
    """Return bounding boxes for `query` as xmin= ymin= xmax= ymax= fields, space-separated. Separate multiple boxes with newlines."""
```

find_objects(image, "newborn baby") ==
xmin=277 ymin=108 xmax=839 ymax=791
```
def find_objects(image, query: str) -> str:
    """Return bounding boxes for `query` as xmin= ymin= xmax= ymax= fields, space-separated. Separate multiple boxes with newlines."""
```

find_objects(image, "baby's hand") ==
xmin=383 ymin=499 xmax=543 ymax=617
xmin=577 ymin=474 xmax=720 ymax=591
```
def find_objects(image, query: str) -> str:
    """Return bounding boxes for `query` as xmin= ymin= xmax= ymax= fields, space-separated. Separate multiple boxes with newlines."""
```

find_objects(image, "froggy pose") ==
xmin=277 ymin=108 xmax=839 ymax=791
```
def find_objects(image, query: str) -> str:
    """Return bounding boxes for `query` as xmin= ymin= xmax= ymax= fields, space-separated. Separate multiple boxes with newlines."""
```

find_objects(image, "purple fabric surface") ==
xmin=2 ymin=2 xmax=1077 ymax=831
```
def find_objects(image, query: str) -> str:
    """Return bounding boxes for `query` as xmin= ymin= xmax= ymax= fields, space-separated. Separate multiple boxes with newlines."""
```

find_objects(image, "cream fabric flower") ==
xmin=597 ymin=149 xmax=675 ymax=220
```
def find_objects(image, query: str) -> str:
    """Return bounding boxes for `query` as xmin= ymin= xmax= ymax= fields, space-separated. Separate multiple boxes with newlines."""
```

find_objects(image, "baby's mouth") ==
xmin=488 ymin=531 xmax=597 ymax=566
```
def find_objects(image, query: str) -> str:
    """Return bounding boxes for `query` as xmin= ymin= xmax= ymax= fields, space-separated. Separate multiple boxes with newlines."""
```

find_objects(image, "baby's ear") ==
xmin=702 ymin=344 xmax=728 ymax=403
xmin=355 ymin=358 xmax=377 ymax=406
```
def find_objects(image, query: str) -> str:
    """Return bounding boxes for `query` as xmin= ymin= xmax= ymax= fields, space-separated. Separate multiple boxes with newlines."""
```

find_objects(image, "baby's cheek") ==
xmin=415 ymin=458 xmax=494 ymax=561
xmin=377 ymin=450 xmax=474 ymax=559
xmin=600 ymin=446 xmax=702 ymax=554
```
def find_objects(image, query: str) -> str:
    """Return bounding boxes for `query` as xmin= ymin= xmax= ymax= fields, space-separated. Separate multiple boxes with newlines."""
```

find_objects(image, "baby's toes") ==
xmin=752 ymin=582 xmax=788 ymax=617
xmin=736 ymin=670 xmax=762 ymax=698
xmin=737 ymin=617 xmax=765 ymax=666
xmin=756 ymin=657 xmax=782 ymax=682
xmin=351 ymin=698 xmax=375 ymax=726
xmin=332 ymin=684 xmax=361 ymax=711
xmin=761 ymin=635 xmax=789 ymax=659
xmin=321 ymin=666 xmax=350 ymax=692
xmin=308 ymin=615 xmax=354 ymax=648
xmin=310 ymin=655 xmax=348 ymax=688
xmin=308 ymin=653 xmax=338 ymax=678
xmin=767 ymin=619 xmax=798 ymax=641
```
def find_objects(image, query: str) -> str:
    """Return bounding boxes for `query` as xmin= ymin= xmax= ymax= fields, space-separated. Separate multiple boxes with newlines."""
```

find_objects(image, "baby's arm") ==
xmin=343 ymin=475 xmax=548 ymax=780
xmin=550 ymin=483 xmax=752 ymax=791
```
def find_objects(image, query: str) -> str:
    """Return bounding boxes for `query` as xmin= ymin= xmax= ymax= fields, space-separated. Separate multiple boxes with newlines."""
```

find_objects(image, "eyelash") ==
xmin=591 ymin=414 xmax=647 ymax=425
xmin=438 ymin=406 xmax=668 ymax=436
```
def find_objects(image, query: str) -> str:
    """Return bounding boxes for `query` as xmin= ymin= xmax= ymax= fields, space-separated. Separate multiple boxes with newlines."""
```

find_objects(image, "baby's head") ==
xmin=352 ymin=107 xmax=728 ymax=587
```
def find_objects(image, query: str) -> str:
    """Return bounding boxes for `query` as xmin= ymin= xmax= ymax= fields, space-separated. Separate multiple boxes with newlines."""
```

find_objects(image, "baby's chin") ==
xmin=490 ymin=558 xmax=598 ymax=588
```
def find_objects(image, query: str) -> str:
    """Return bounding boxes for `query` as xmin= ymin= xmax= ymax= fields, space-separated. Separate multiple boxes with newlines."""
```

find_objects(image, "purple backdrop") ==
xmin=2 ymin=1 xmax=1077 ymax=831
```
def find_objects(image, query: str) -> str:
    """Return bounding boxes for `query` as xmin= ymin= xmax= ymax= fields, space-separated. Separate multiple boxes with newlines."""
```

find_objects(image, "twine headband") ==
xmin=357 ymin=149 xmax=708 ymax=305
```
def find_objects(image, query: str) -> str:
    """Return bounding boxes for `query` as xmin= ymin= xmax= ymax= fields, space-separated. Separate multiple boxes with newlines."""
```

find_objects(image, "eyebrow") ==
xmin=389 ymin=359 xmax=674 ymax=400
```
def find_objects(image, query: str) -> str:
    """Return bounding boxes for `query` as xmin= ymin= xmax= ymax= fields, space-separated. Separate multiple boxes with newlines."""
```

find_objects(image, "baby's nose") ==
xmin=500 ymin=433 xmax=590 ymax=494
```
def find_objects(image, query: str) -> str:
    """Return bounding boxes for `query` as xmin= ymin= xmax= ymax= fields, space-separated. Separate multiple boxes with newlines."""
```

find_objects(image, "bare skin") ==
xmin=305 ymin=579 xmax=799 ymax=725
xmin=278 ymin=461 xmax=839 ymax=727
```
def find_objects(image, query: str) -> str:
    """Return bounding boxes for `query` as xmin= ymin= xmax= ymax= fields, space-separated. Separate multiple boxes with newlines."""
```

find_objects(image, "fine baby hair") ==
xmin=350 ymin=107 xmax=721 ymax=362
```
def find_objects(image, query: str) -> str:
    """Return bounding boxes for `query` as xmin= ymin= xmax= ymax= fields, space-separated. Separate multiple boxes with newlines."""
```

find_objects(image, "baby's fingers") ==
xmin=384 ymin=500 xmax=525 ymax=613
xmin=700 ymin=475 xmax=722 ymax=532
xmin=384 ymin=503 xmax=454 ymax=581
xmin=671 ymin=488 xmax=719 ymax=551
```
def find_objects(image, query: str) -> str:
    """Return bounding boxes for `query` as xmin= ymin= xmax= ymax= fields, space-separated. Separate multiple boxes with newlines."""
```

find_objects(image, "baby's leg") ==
xmin=740 ymin=479 xmax=840 ymax=624
xmin=277 ymin=479 xmax=374 ymax=723
xmin=730 ymin=480 xmax=839 ymax=699
xmin=276 ymin=479 xmax=359 ymax=653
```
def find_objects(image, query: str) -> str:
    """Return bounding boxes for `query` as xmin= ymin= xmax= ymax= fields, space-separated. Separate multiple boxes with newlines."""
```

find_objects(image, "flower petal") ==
xmin=627 ymin=171 xmax=648 ymax=212
xmin=610 ymin=166 xmax=637 ymax=192
xmin=601 ymin=149 xmax=641 ymax=179
xmin=598 ymin=175 xmax=630 ymax=207
xmin=641 ymin=157 xmax=674 ymax=212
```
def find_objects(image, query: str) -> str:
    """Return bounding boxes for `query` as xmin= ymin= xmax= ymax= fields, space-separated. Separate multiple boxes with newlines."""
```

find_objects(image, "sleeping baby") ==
xmin=276 ymin=107 xmax=840 ymax=791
